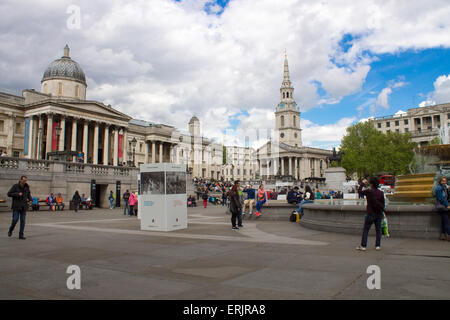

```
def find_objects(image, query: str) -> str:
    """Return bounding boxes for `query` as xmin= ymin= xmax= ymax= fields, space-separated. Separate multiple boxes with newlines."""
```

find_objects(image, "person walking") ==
xmin=72 ymin=191 xmax=81 ymax=212
xmin=229 ymin=181 xmax=242 ymax=230
xmin=108 ymin=191 xmax=115 ymax=209
xmin=202 ymin=189 xmax=209 ymax=208
xmin=129 ymin=192 xmax=137 ymax=216
xmin=221 ymin=188 xmax=227 ymax=207
xmin=356 ymin=177 xmax=385 ymax=251
xmin=7 ymin=175 xmax=32 ymax=239
xmin=123 ymin=189 xmax=131 ymax=215
xmin=254 ymin=184 xmax=266 ymax=217
xmin=434 ymin=176 xmax=450 ymax=241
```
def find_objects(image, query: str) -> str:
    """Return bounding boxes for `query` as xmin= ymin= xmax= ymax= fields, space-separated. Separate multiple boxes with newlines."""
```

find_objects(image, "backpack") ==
xmin=202 ymin=193 xmax=208 ymax=200
xmin=289 ymin=211 xmax=297 ymax=222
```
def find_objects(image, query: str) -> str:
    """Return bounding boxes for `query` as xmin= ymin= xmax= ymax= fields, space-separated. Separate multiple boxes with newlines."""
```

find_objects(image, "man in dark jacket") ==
xmin=356 ymin=177 xmax=385 ymax=251
xmin=287 ymin=186 xmax=301 ymax=204
xmin=7 ymin=176 xmax=32 ymax=239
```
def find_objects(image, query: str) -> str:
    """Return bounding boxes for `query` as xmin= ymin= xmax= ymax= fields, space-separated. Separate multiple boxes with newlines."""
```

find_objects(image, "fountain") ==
xmin=299 ymin=128 xmax=449 ymax=239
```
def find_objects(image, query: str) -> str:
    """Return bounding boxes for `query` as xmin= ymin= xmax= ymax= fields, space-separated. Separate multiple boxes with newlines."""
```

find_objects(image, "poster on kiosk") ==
xmin=138 ymin=163 xmax=187 ymax=232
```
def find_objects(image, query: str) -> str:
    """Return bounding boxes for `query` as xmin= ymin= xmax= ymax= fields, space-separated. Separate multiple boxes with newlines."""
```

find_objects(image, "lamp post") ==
xmin=131 ymin=137 xmax=137 ymax=167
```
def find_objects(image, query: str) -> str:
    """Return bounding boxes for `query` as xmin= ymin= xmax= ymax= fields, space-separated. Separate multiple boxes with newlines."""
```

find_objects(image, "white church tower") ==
xmin=275 ymin=50 xmax=302 ymax=147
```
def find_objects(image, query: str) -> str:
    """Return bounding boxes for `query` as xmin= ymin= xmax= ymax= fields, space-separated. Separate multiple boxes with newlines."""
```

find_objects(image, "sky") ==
xmin=1 ymin=0 xmax=450 ymax=150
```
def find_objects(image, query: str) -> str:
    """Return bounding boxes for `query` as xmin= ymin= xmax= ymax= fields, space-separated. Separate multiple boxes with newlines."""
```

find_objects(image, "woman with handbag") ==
xmin=435 ymin=176 xmax=450 ymax=241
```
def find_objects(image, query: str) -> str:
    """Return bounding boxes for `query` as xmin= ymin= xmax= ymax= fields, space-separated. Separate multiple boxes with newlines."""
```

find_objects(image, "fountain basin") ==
xmin=301 ymin=202 xmax=441 ymax=239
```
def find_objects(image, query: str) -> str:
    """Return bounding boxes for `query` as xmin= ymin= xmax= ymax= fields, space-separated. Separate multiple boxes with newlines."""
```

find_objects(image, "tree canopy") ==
xmin=340 ymin=121 xmax=417 ymax=178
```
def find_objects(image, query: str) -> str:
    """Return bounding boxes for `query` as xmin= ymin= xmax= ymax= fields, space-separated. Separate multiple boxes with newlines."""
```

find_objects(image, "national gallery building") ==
xmin=0 ymin=45 xmax=223 ymax=179
xmin=0 ymin=46 xmax=332 ymax=206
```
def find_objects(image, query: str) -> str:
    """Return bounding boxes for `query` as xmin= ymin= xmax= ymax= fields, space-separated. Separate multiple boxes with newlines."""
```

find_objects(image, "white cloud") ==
xmin=419 ymin=74 xmax=450 ymax=107
xmin=1 ymin=0 xmax=450 ymax=146
xmin=301 ymin=117 xmax=357 ymax=149
xmin=376 ymin=87 xmax=392 ymax=109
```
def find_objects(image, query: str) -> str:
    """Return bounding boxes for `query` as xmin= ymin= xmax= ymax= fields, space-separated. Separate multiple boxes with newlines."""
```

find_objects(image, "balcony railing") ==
xmin=0 ymin=157 xmax=139 ymax=177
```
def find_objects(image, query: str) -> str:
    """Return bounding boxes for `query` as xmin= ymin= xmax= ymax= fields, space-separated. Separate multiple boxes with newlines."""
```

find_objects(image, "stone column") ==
xmin=103 ymin=125 xmax=109 ymax=165
xmin=93 ymin=123 xmax=99 ymax=165
xmin=37 ymin=116 xmax=44 ymax=160
xmin=151 ymin=141 xmax=156 ymax=163
xmin=58 ymin=116 xmax=66 ymax=152
xmin=144 ymin=141 xmax=149 ymax=164
xmin=122 ymin=128 xmax=128 ymax=165
xmin=169 ymin=145 xmax=174 ymax=163
xmin=83 ymin=121 xmax=89 ymax=164
xmin=294 ymin=157 xmax=298 ymax=180
xmin=281 ymin=157 xmax=285 ymax=176
xmin=113 ymin=128 xmax=119 ymax=166
xmin=46 ymin=114 xmax=53 ymax=156
xmin=288 ymin=157 xmax=292 ymax=176
xmin=71 ymin=119 xmax=77 ymax=152
xmin=27 ymin=117 xmax=34 ymax=159
xmin=159 ymin=142 xmax=163 ymax=163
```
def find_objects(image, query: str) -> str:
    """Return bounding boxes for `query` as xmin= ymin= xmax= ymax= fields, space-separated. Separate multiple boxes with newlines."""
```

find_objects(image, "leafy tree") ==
xmin=222 ymin=145 xmax=227 ymax=165
xmin=340 ymin=121 xmax=417 ymax=178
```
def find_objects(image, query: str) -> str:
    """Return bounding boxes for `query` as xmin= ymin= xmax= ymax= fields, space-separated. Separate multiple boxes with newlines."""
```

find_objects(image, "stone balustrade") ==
xmin=1 ymin=157 xmax=138 ymax=177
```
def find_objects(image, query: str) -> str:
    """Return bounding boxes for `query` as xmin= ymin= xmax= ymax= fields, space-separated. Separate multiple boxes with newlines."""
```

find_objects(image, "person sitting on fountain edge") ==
xmin=287 ymin=186 xmax=302 ymax=204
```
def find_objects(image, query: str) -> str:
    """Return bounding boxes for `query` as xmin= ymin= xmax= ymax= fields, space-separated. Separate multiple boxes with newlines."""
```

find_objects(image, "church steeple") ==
xmin=282 ymin=49 xmax=291 ymax=88
xmin=275 ymin=50 xmax=302 ymax=147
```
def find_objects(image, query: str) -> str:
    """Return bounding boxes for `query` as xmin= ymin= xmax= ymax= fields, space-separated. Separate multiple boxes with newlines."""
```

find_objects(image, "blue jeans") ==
xmin=109 ymin=198 xmax=114 ymax=208
xmin=256 ymin=199 xmax=266 ymax=212
xmin=440 ymin=212 xmax=450 ymax=235
xmin=297 ymin=200 xmax=313 ymax=214
xmin=9 ymin=208 xmax=27 ymax=237
xmin=361 ymin=213 xmax=382 ymax=247
xmin=123 ymin=200 xmax=130 ymax=215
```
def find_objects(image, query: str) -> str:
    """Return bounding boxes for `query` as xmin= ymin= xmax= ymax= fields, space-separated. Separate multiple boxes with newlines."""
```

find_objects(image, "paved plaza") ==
xmin=0 ymin=205 xmax=449 ymax=300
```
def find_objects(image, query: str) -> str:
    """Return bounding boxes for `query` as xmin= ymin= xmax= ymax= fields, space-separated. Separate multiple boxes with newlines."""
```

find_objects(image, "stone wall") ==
xmin=0 ymin=157 xmax=138 ymax=208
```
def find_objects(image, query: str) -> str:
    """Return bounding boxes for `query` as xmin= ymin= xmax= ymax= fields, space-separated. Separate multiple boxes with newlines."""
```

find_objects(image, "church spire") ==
xmin=282 ymin=49 xmax=291 ymax=88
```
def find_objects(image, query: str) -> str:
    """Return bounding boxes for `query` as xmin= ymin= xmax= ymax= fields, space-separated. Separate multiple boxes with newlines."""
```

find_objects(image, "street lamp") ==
xmin=131 ymin=137 xmax=137 ymax=167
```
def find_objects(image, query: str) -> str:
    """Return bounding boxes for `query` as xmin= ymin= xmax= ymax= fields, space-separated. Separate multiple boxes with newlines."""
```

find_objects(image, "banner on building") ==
xmin=23 ymin=118 xmax=30 ymax=156
xmin=118 ymin=133 xmax=123 ymax=159
xmin=52 ymin=122 xmax=59 ymax=151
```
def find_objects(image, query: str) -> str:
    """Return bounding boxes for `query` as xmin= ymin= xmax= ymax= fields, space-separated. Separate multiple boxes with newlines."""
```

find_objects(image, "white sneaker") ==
xmin=375 ymin=246 xmax=381 ymax=251
xmin=356 ymin=246 xmax=366 ymax=251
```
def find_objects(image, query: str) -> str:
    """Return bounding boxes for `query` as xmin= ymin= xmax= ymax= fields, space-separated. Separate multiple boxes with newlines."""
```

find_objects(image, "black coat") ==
xmin=72 ymin=193 xmax=81 ymax=204
xmin=229 ymin=191 xmax=241 ymax=214
xmin=7 ymin=182 xmax=32 ymax=210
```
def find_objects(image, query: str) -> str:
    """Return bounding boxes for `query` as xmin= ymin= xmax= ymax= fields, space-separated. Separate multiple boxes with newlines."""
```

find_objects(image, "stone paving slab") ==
xmin=0 ymin=205 xmax=449 ymax=299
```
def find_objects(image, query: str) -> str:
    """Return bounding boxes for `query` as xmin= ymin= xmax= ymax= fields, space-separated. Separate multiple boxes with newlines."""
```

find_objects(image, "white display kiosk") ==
xmin=138 ymin=163 xmax=187 ymax=232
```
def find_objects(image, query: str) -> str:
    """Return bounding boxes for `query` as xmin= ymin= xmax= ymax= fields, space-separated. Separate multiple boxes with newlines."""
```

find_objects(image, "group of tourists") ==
xmin=228 ymin=181 xmax=267 ymax=230
xmin=122 ymin=190 xmax=138 ymax=216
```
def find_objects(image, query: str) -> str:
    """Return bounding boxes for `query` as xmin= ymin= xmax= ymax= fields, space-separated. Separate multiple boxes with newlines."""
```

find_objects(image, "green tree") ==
xmin=340 ymin=121 xmax=416 ymax=178
xmin=222 ymin=145 xmax=227 ymax=165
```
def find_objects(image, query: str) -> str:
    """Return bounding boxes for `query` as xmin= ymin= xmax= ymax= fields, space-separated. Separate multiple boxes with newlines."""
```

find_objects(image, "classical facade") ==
xmin=370 ymin=103 xmax=450 ymax=146
xmin=255 ymin=52 xmax=332 ymax=181
xmin=0 ymin=45 xmax=222 ymax=179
